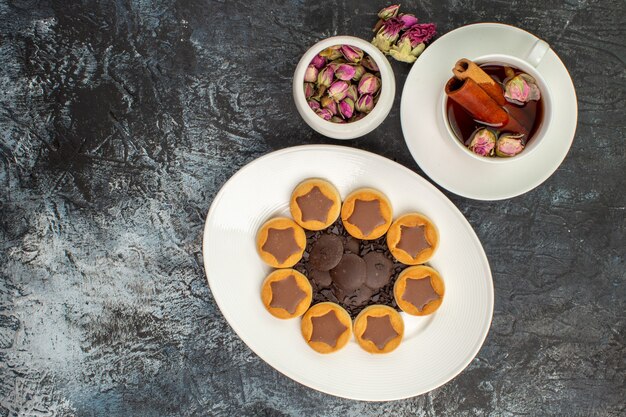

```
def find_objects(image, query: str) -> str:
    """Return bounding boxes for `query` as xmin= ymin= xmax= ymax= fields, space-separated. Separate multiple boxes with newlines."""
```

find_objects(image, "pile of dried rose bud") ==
xmin=304 ymin=45 xmax=381 ymax=123
xmin=468 ymin=129 xmax=526 ymax=157
xmin=371 ymin=4 xmax=436 ymax=63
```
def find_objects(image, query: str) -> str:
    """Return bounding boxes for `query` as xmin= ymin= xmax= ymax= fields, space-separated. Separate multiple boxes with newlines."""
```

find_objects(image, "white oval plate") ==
xmin=203 ymin=145 xmax=493 ymax=401
xmin=401 ymin=23 xmax=577 ymax=200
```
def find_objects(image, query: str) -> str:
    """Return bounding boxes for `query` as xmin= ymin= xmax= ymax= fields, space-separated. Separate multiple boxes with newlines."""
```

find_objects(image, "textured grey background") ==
xmin=0 ymin=0 xmax=624 ymax=416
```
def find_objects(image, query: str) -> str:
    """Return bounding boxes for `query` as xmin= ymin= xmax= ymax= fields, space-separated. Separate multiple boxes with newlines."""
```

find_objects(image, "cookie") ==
xmin=290 ymin=179 xmax=342 ymax=231
xmin=301 ymin=302 xmax=352 ymax=354
xmin=261 ymin=269 xmax=313 ymax=319
xmin=256 ymin=217 xmax=306 ymax=268
xmin=393 ymin=265 xmax=444 ymax=316
xmin=340 ymin=188 xmax=392 ymax=240
xmin=387 ymin=213 xmax=439 ymax=265
xmin=353 ymin=305 xmax=404 ymax=354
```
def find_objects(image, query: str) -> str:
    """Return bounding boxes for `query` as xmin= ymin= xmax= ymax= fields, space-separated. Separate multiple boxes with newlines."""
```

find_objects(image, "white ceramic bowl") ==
xmin=293 ymin=36 xmax=396 ymax=140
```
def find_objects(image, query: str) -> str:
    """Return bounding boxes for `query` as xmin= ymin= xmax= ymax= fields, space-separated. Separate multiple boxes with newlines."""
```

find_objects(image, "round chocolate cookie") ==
xmin=363 ymin=252 xmax=394 ymax=290
xmin=351 ymin=286 xmax=375 ymax=306
xmin=343 ymin=236 xmax=361 ymax=254
xmin=309 ymin=269 xmax=332 ymax=288
xmin=330 ymin=253 xmax=366 ymax=292
xmin=309 ymin=234 xmax=343 ymax=271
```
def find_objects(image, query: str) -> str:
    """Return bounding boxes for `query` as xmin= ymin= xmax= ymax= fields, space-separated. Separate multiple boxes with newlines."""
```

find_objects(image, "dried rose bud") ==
xmin=371 ymin=17 xmax=404 ymax=53
xmin=311 ymin=54 xmax=326 ymax=69
xmin=330 ymin=116 xmax=346 ymax=123
xmin=356 ymin=94 xmax=374 ymax=113
xmin=373 ymin=18 xmax=385 ymax=33
xmin=319 ymin=46 xmax=343 ymax=60
xmin=389 ymin=21 xmax=435 ymax=64
xmin=317 ymin=66 xmax=335 ymax=87
xmin=341 ymin=45 xmax=364 ymax=63
xmin=345 ymin=84 xmax=358 ymax=101
xmin=312 ymin=85 xmax=327 ymax=101
xmin=358 ymin=73 xmax=381 ymax=95
xmin=315 ymin=108 xmax=333 ymax=121
xmin=339 ymin=98 xmax=355 ymax=119
xmin=504 ymin=74 xmax=541 ymax=104
xmin=378 ymin=4 xmax=400 ymax=20
xmin=308 ymin=100 xmax=320 ymax=111
xmin=361 ymin=56 xmax=379 ymax=72
xmin=304 ymin=65 xmax=318 ymax=83
xmin=400 ymin=23 xmax=437 ymax=47
xmin=350 ymin=112 xmax=366 ymax=122
xmin=304 ymin=82 xmax=315 ymax=99
xmin=352 ymin=65 xmax=366 ymax=81
xmin=335 ymin=64 xmax=357 ymax=81
xmin=468 ymin=128 xmax=497 ymax=157
xmin=411 ymin=42 xmax=426 ymax=58
xmin=389 ymin=38 xmax=418 ymax=63
xmin=328 ymin=80 xmax=349 ymax=101
xmin=495 ymin=133 xmax=525 ymax=157
xmin=378 ymin=17 xmax=404 ymax=41
xmin=321 ymin=96 xmax=338 ymax=115
xmin=398 ymin=14 xmax=418 ymax=29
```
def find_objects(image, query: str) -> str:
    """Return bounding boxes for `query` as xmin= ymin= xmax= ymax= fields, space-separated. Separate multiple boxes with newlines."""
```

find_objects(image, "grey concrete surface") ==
xmin=0 ymin=0 xmax=624 ymax=415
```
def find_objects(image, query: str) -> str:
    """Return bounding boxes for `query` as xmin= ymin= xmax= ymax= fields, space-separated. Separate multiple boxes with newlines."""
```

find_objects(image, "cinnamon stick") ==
xmin=453 ymin=59 xmax=506 ymax=106
xmin=445 ymin=77 xmax=509 ymax=127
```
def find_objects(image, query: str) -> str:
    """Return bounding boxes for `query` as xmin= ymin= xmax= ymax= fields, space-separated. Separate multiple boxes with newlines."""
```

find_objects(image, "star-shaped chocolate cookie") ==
xmin=396 ymin=225 xmax=430 ymax=258
xmin=269 ymin=275 xmax=306 ymax=314
xmin=347 ymin=199 xmax=385 ymax=236
xmin=296 ymin=186 xmax=334 ymax=223
xmin=402 ymin=277 xmax=440 ymax=311
xmin=310 ymin=310 xmax=348 ymax=348
xmin=262 ymin=227 xmax=301 ymax=264
xmin=361 ymin=314 xmax=398 ymax=350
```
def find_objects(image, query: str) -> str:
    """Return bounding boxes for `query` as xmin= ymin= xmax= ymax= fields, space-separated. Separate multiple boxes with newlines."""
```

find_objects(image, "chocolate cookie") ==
xmin=353 ymin=305 xmax=404 ymax=354
xmin=309 ymin=234 xmax=343 ymax=271
xmin=260 ymin=269 xmax=312 ymax=319
xmin=330 ymin=253 xmax=366 ymax=292
xmin=341 ymin=188 xmax=393 ymax=240
xmin=290 ymin=178 xmax=342 ymax=231
xmin=387 ymin=213 xmax=439 ymax=265
xmin=394 ymin=265 xmax=445 ymax=316
xmin=363 ymin=251 xmax=394 ymax=290
xmin=301 ymin=302 xmax=352 ymax=354
xmin=256 ymin=217 xmax=306 ymax=268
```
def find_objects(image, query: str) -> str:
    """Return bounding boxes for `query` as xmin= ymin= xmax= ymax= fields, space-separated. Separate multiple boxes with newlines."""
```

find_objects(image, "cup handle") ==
xmin=525 ymin=39 xmax=550 ymax=68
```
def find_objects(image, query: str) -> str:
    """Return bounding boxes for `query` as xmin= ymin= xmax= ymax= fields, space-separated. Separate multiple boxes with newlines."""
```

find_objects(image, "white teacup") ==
xmin=442 ymin=39 xmax=552 ymax=163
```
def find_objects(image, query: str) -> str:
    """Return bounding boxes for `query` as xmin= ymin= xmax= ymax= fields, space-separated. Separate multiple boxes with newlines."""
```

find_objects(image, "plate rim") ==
xmin=203 ymin=144 xmax=494 ymax=400
xmin=400 ymin=22 xmax=578 ymax=201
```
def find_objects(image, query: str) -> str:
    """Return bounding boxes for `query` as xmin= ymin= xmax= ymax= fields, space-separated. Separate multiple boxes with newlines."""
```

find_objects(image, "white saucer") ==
xmin=203 ymin=145 xmax=493 ymax=401
xmin=401 ymin=23 xmax=577 ymax=200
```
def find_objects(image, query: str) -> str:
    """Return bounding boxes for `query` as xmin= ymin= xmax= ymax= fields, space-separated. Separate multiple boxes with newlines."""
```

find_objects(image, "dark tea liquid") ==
xmin=446 ymin=64 xmax=544 ymax=146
